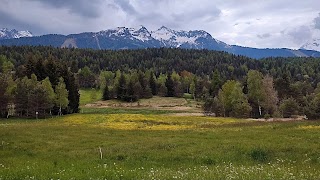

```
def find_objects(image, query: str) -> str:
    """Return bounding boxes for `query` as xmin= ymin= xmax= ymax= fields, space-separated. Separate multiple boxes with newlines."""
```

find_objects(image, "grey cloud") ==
xmin=257 ymin=33 xmax=271 ymax=39
xmin=314 ymin=13 xmax=320 ymax=29
xmin=113 ymin=0 xmax=138 ymax=15
xmin=0 ymin=0 xmax=319 ymax=49
xmin=287 ymin=26 xmax=312 ymax=44
xmin=0 ymin=10 xmax=45 ymax=34
xmin=172 ymin=7 xmax=221 ymax=23
xmin=27 ymin=0 xmax=105 ymax=18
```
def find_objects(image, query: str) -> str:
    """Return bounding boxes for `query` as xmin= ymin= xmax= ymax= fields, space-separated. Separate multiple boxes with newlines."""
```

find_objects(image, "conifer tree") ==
xmin=165 ymin=73 xmax=174 ymax=97
xmin=117 ymin=73 xmax=127 ymax=100
xmin=133 ymin=81 xmax=143 ymax=99
xmin=102 ymin=85 xmax=110 ymax=100
xmin=149 ymin=72 xmax=157 ymax=95
xmin=125 ymin=79 xmax=137 ymax=102
xmin=0 ymin=74 xmax=9 ymax=117
xmin=211 ymin=70 xmax=222 ymax=96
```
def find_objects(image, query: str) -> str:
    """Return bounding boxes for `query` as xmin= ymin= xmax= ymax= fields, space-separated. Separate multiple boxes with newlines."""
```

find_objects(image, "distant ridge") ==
xmin=0 ymin=26 xmax=320 ymax=59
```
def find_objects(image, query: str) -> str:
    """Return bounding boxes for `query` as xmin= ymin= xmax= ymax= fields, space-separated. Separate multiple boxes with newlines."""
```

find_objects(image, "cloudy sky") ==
xmin=1 ymin=0 xmax=320 ymax=49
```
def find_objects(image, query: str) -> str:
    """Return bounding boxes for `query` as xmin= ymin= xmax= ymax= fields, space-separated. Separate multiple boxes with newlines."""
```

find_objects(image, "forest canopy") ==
xmin=1 ymin=46 xmax=320 ymax=119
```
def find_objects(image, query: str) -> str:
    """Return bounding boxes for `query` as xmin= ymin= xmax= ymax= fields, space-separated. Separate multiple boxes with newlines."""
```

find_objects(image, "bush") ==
xmin=280 ymin=98 xmax=300 ymax=118
xmin=249 ymin=148 xmax=270 ymax=163
xmin=203 ymin=97 xmax=224 ymax=116
xmin=231 ymin=102 xmax=252 ymax=118
xmin=264 ymin=113 xmax=271 ymax=119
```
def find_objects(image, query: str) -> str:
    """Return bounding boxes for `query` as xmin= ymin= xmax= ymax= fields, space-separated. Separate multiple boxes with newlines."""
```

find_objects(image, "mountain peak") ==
xmin=157 ymin=26 xmax=173 ymax=32
xmin=1 ymin=26 xmax=320 ymax=59
xmin=0 ymin=28 xmax=33 ymax=39
xmin=301 ymin=38 xmax=320 ymax=52
xmin=138 ymin=25 xmax=147 ymax=30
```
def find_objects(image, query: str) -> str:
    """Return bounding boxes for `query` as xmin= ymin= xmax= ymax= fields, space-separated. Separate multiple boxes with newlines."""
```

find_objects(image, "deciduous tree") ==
xmin=55 ymin=77 xmax=69 ymax=116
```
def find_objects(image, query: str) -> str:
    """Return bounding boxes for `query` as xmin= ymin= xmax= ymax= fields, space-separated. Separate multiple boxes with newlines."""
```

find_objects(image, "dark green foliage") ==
xmin=0 ymin=75 xmax=9 ymax=117
xmin=124 ymin=79 xmax=137 ymax=102
xmin=304 ymin=85 xmax=320 ymax=119
xmin=30 ymin=82 xmax=51 ymax=118
xmin=133 ymin=82 xmax=143 ymax=99
xmin=173 ymin=82 xmax=184 ymax=98
xmin=165 ymin=73 xmax=175 ymax=97
xmin=203 ymin=98 xmax=219 ymax=115
xmin=149 ymin=72 xmax=157 ymax=95
xmin=102 ymin=85 xmax=110 ymax=101
xmin=249 ymin=148 xmax=270 ymax=163
xmin=144 ymin=85 xmax=153 ymax=99
xmin=3 ymin=46 xmax=320 ymax=119
xmin=275 ymin=73 xmax=291 ymax=100
xmin=117 ymin=73 xmax=127 ymax=100
xmin=158 ymin=84 xmax=167 ymax=97
xmin=2 ymin=52 xmax=79 ymax=118
xmin=78 ymin=66 xmax=96 ymax=88
xmin=61 ymin=66 xmax=80 ymax=114
xmin=280 ymin=98 xmax=300 ymax=118
xmin=210 ymin=70 xmax=222 ymax=96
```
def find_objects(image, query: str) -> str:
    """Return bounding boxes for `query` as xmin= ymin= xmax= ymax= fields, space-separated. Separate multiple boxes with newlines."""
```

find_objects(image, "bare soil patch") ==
xmin=84 ymin=96 xmax=202 ymax=112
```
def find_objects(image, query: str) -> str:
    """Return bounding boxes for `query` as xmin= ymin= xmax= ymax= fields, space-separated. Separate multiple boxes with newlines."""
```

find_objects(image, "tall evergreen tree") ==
xmin=149 ymin=72 xmax=157 ymax=95
xmin=15 ymin=77 xmax=30 ymax=117
xmin=62 ymin=68 xmax=80 ymax=114
xmin=275 ymin=73 xmax=291 ymax=100
xmin=211 ymin=70 xmax=222 ymax=96
xmin=30 ymin=82 xmax=51 ymax=118
xmin=102 ymin=85 xmax=110 ymax=101
xmin=125 ymin=79 xmax=137 ymax=102
xmin=165 ymin=73 xmax=174 ymax=97
xmin=133 ymin=81 xmax=143 ymax=99
xmin=117 ymin=73 xmax=127 ymax=100
xmin=0 ymin=74 xmax=9 ymax=117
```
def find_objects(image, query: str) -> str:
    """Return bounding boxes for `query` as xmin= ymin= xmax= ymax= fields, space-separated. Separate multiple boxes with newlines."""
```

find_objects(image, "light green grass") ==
xmin=79 ymin=89 xmax=102 ymax=105
xmin=0 ymin=114 xmax=320 ymax=179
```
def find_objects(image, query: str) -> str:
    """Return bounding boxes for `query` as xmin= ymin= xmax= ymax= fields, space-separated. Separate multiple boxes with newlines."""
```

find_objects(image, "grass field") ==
xmin=0 ymin=114 xmax=320 ymax=179
xmin=0 ymin=91 xmax=320 ymax=179
xmin=79 ymin=89 xmax=102 ymax=106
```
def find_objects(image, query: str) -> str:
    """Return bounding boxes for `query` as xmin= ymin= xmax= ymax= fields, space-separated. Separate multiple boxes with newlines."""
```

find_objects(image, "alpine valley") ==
xmin=0 ymin=26 xmax=319 ymax=59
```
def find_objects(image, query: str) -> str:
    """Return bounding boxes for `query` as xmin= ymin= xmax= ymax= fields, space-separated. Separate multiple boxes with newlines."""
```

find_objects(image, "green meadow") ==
xmin=0 ymin=92 xmax=320 ymax=179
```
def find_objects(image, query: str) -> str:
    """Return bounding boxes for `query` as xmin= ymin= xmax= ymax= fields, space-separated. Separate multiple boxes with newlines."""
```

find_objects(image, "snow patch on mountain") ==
xmin=301 ymin=38 xmax=320 ymax=52
xmin=151 ymin=26 xmax=212 ymax=47
xmin=129 ymin=26 xmax=153 ymax=42
xmin=0 ymin=28 xmax=33 ymax=39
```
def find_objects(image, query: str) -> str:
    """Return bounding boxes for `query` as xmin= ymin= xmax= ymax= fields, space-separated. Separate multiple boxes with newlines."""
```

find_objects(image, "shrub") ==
xmin=249 ymin=148 xmax=270 ymax=163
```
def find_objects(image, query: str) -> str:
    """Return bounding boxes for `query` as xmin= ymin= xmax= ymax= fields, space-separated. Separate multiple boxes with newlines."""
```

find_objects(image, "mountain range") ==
xmin=0 ymin=26 xmax=319 ymax=59
xmin=0 ymin=28 xmax=33 ymax=39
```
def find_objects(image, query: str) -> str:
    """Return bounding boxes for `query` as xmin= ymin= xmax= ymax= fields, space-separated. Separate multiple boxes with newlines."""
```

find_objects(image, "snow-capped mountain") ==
xmin=0 ymin=28 xmax=33 ymax=40
xmin=151 ymin=26 xmax=216 ymax=48
xmin=92 ymin=26 xmax=219 ymax=49
xmin=301 ymin=38 xmax=320 ymax=52
xmin=1 ymin=26 xmax=320 ymax=59
xmin=97 ymin=26 xmax=155 ymax=42
xmin=130 ymin=26 xmax=153 ymax=42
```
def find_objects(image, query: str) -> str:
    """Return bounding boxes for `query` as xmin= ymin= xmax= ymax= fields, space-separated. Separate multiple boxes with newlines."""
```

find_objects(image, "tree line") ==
xmin=2 ymin=46 xmax=320 ymax=85
xmin=0 ymin=54 xmax=79 ymax=118
xmin=1 ymin=46 xmax=320 ymax=119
